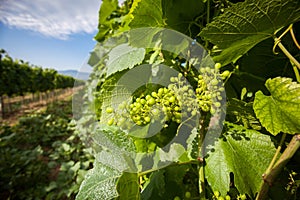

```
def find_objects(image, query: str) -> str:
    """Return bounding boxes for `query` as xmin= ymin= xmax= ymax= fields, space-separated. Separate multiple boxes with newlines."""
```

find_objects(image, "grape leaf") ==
xmin=116 ymin=172 xmax=140 ymax=200
xmin=106 ymin=43 xmax=146 ymax=78
xmin=129 ymin=0 xmax=165 ymax=28
xmin=76 ymin=161 xmax=121 ymax=200
xmin=206 ymin=122 xmax=276 ymax=197
xmin=141 ymin=170 xmax=166 ymax=200
xmin=141 ymin=165 xmax=189 ymax=200
xmin=95 ymin=0 xmax=119 ymax=41
xmin=162 ymin=0 xmax=205 ymax=36
xmin=199 ymin=0 xmax=300 ymax=65
xmin=253 ymin=77 xmax=300 ymax=135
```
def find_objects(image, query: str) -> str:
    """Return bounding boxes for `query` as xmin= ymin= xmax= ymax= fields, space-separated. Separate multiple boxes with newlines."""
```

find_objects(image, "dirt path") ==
xmin=1 ymin=87 xmax=83 ymax=126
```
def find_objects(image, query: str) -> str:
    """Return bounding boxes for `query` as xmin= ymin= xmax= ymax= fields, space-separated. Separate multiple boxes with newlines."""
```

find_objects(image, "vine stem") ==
xmin=276 ymin=41 xmax=300 ymax=70
xmin=205 ymin=0 xmax=210 ymax=48
xmin=273 ymin=24 xmax=300 ymax=70
xmin=256 ymin=134 xmax=300 ymax=200
xmin=198 ymin=114 xmax=207 ymax=200
xmin=265 ymin=133 xmax=286 ymax=175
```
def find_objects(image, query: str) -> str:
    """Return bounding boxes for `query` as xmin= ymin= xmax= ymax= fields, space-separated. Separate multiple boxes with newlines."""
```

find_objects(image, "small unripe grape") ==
xmin=239 ymin=194 xmax=246 ymax=200
xmin=182 ymin=86 xmax=189 ymax=91
xmin=211 ymin=78 xmax=219 ymax=86
xmin=191 ymin=110 xmax=197 ymax=116
xmin=106 ymin=107 xmax=114 ymax=113
xmin=173 ymin=196 xmax=181 ymax=200
xmin=185 ymin=191 xmax=191 ymax=198
xmin=225 ymin=195 xmax=231 ymax=200
xmin=140 ymin=99 xmax=146 ymax=105
xmin=174 ymin=112 xmax=181 ymax=119
xmin=218 ymin=197 xmax=225 ymax=200
xmin=214 ymin=191 xmax=220 ymax=197
xmin=221 ymin=70 xmax=230 ymax=78
xmin=158 ymin=88 xmax=164 ymax=96
xmin=178 ymin=73 xmax=183 ymax=78
xmin=170 ymin=77 xmax=176 ymax=82
xmin=215 ymin=62 xmax=222 ymax=69
xmin=147 ymin=97 xmax=156 ymax=106
xmin=107 ymin=118 xmax=114 ymax=126
xmin=169 ymin=96 xmax=176 ymax=103
xmin=205 ymin=67 xmax=211 ymax=73
xmin=145 ymin=95 xmax=151 ymax=101
xmin=136 ymin=120 xmax=142 ymax=126
xmin=214 ymin=102 xmax=221 ymax=108
xmin=151 ymin=91 xmax=157 ymax=97
xmin=135 ymin=102 xmax=142 ymax=108
xmin=151 ymin=108 xmax=160 ymax=116
xmin=144 ymin=116 xmax=151 ymax=123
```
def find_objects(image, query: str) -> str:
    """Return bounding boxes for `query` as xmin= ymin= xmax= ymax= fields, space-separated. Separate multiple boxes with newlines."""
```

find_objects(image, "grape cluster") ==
xmin=129 ymin=86 xmax=182 ymax=125
xmin=196 ymin=64 xmax=229 ymax=114
xmin=105 ymin=63 xmax=229 ymax=127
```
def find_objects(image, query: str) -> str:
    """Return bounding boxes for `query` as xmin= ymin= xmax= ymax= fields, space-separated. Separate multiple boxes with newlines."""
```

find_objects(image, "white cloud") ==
xmin=0 ymin=0 xmax=101 ymax=39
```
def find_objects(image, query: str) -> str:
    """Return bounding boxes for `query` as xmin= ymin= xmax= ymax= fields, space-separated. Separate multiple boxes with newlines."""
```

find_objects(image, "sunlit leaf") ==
xmin=206 ymin=122 xmax=276 ymax=197
xmin=253 ymin=77 xmax=300 ymax=135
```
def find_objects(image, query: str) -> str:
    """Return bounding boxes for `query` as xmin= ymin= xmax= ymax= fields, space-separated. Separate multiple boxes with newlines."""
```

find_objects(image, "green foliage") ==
xmin=76 ymin=0 xmax=300 ymax=199
xmin=199 ymin=0 xmax=300 ymax=65
xmin=206 ymin=122 xmax=276 ymax=197
xmin=0 ymin=50 xmax=80 ymax=97
xmin=253 ymin=77 xmax=300 ymax=135
xmin=106 ymin=44 xmax=145 ymax=77
xmin=76 ymin=161 xmax=121 ymax=200
xmin=0 ymin=99 xmax=93 ymax=199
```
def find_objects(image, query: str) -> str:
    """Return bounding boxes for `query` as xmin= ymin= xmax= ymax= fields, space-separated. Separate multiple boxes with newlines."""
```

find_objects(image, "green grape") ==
xmin=145 ymin=95 xmax=151 ymax=101
xmin=135 ymin=102 xmax=142 ymax=109
xmin=191 ymin=109 xmax=197 ymax=116
xmin=151 ymin=108 xmax=160 ymax=116
xmin=225 ymin=195 xmax=231 ymax=200
xmin=144 ymin=116 xmax=151 ymax=123
xmin=106 ymin=107 xmax=114 ymax=113
xmin=147 ymin=97 xmax=156 ymax=106
xmin=211 ymin=78 xmax=219 ymax=86
xmin=151 ymin=91 xmax=157 ymax=97
xmin=218 ymin=197 xmax=225 ymax=200
xmin=214 ymin=191 xmax=220 ymax=198
xmin=185 ymin=191 xmax=191 ymax=198
xmin=170 ymin=77 xmax=176 ymax=82
xmin=239 ymin=194 xmax=246 ymax=200
xmin=215 ymin=62 xmax=222 ymax=69
xmin=174 ymin=196 xmax=181 ymax=200
xmin=107 ymin=118 xmax=114 ymax=126
xmin=221 ymin=70 xmax=230 ymax=79
xmin=169 ymin=96 xmax=176 ymax=103
xmin=214 ymin=102 xmax=221 ymax=108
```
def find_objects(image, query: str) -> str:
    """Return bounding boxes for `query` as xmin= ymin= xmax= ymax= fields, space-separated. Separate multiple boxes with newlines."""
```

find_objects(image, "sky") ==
xmin=0 ymin=0 xmax=106 ymax=72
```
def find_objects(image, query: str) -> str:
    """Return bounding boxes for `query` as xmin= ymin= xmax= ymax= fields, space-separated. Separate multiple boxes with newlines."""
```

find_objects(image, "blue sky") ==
xmin=0 ymin=0 xmax=105 ymax=71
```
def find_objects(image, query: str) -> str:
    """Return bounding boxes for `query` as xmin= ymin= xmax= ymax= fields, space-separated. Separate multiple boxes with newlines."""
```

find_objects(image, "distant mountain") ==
xmin=58 ymin=70 xmax=90 ymax=80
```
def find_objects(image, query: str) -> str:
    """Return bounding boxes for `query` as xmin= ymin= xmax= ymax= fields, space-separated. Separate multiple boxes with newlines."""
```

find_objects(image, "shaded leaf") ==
xmin=200 ymin=0 xmax=300 ymax=65
xmin=226 ymin=98 xmax=261 ymax=130
xmin=116 ymin=172 xmax=140 ymax=200
xmin=206 ymin=122 xmax=276 ymax=197
xmin=253 ymin=77 xmax=300 ymax=135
